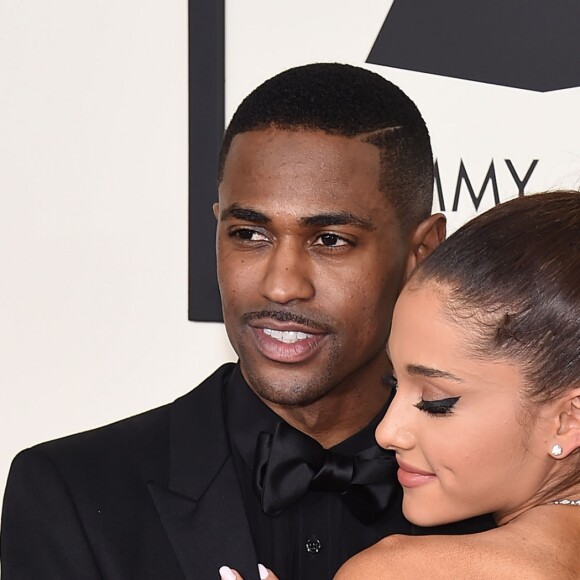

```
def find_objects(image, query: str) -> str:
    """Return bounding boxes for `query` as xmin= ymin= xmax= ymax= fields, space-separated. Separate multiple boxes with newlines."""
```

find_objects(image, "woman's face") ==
xmin=376 ymin=282 xmax=556 ymax=526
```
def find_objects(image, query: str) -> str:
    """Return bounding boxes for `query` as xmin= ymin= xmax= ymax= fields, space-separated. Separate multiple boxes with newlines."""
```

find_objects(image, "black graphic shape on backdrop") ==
xmin=368 ymin=0 xmax=580 ymax=92
xmin=188 ymin=0 xmax=225 ymax=322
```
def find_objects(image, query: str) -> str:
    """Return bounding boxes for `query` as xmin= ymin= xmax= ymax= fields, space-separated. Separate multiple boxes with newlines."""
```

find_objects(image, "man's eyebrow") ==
xmin=220 ymin=204 xmax=270 ymax=224
xmin=407 ymin=364 xmax=464 ymax=383
xmin=300 ymin=212 xmax=375 ymax=231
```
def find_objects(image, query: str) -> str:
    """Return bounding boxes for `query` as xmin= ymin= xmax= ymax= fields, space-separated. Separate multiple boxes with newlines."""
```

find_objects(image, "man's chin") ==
xmin=242 ymin=367 xmax=333 ymax=408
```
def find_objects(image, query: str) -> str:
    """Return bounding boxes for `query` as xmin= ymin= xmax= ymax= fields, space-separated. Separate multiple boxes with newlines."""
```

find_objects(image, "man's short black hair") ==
xmin=218 ymin=63 xmax=434 ymax=229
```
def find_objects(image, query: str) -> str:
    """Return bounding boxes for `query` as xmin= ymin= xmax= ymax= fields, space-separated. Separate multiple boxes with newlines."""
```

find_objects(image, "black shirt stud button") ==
xmin=305 ymin=538 xmax=322 ymax=554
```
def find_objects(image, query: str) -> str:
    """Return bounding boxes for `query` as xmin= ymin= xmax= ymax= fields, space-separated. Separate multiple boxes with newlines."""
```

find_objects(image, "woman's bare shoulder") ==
xmin=335 ymin=534 xmax=476 ymax=579
xmin=334 ymin=529 xmax=574 ymax=580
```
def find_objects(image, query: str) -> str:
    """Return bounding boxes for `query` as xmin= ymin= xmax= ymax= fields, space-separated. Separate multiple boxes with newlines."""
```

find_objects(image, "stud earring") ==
xmin=550 ymin=444 xmax=563 ymax=457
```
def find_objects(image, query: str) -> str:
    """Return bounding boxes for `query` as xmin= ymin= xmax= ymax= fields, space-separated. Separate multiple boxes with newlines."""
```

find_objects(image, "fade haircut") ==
xmin=218 ymin=63 xmax=434 ymax=230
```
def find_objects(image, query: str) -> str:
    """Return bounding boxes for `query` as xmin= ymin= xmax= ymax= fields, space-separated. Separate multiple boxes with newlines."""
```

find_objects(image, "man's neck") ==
xmin=265 ymin=378 xmax=391 ymax=448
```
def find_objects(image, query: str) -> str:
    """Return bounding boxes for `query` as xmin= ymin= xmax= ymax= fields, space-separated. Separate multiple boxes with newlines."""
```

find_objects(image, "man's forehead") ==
xmin=220 ymin=136 xmax=382 ymax=197
xmin=224 ymin=127 xmax=381 ymax=166
xmin=218 ymin=128 xmax=399 ymax=230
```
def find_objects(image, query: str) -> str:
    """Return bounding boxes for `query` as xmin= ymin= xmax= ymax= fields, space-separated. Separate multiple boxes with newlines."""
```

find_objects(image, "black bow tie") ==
xmin=253 ymin=422 xmax=399 ymax=524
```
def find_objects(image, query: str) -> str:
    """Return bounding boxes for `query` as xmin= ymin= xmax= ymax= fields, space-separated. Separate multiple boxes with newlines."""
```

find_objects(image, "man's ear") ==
xmin=213 ymin=202 xmax=220 ymax=221
xmin=404 ymin=213 xmax=446 ymax=279
xmin=552 ymin=390 xmax=580 ymax=459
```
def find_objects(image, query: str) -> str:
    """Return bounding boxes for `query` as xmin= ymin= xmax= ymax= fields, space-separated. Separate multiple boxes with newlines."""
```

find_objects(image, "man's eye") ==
xmin=229 ymin=228 xmax=268 ymax=242
xmin=314 ymin=233 xmax=349 ymax=247
xmin=414 ymin=396 xmax=460 ymax=416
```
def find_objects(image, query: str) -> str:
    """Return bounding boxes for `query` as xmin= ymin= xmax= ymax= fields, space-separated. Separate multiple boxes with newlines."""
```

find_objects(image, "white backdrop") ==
xmin=1 ymin=0 xmax=579 ymax=510
xmin=0 ymin=0 xmax=235 ymax=506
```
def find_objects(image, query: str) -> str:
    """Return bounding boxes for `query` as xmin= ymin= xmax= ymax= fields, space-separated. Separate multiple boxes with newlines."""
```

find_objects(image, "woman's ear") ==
xmin=405 ymin=213 xmax=446 ymax=279
xmin=550 ymin=390 xmax=580 ymax=459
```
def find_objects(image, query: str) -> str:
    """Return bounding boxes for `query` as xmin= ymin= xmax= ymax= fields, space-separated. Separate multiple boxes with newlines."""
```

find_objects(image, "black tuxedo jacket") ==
xmin=1 ymin=363 xmax=262 ymax=580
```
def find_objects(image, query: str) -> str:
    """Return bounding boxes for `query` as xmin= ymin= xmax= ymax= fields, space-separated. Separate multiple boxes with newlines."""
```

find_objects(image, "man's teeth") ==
xmin=262 ymin=328 xmax=313 ymax=344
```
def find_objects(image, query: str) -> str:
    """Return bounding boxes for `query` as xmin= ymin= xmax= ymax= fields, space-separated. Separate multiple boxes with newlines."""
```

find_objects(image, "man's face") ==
xmin=215 ymin=128 xmax=413 ymax=407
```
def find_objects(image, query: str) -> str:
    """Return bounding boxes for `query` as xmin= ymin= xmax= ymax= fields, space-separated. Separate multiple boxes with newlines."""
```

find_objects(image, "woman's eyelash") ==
xmin=415 ymin=396 xmax=460 ymax=416
xmin=383 ymin=373 xmax=459 ymax=416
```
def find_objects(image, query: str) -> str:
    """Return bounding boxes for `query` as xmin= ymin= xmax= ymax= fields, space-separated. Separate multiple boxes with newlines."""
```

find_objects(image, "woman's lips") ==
xmin=397 ymin=460 xmax=437 ymax=488
xmin=250 ymin=325 xmax=327 ymax=363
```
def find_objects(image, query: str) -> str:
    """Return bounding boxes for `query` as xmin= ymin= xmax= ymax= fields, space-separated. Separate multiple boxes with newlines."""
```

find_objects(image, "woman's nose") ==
xmin=375 ymin=393 xmax=416 ymax=452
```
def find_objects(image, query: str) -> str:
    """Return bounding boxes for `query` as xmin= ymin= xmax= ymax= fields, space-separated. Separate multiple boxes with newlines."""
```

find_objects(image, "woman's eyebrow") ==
xmin=407 ymin=364 xmax=464 ymax=383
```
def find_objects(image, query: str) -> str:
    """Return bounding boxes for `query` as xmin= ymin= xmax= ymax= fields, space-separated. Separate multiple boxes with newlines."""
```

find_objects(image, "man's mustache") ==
xmin=242 ymin=309 xmax=333 ymax=333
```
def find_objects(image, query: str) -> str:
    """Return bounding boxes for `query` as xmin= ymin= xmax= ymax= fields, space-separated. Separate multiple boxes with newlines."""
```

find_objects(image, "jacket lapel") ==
xmin=148 ymin=364 xmax=259 ymax=580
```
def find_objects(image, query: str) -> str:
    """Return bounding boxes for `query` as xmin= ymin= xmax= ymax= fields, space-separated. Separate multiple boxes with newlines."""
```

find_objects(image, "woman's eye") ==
xmin=415 ymin=396 xmax=460 ymax=416
xmin=314 ymin=233 xmax=349 ymax=247
xmin=229 ymin=228 xmax=268 ymax=242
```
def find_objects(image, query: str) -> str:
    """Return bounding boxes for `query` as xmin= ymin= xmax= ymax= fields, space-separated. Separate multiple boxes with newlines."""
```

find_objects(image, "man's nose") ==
xmin=259 ymin=240 xmax=315 ymax=304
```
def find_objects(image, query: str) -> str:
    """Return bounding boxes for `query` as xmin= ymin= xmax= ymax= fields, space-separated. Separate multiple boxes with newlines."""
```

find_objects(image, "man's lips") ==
xmin=251 ymin=318 xmax=324 ymax=336
xmin=396 ymin=459 xmax=437 ymax=488
xmin=248 ymin=319 xmax=328 ymax=363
